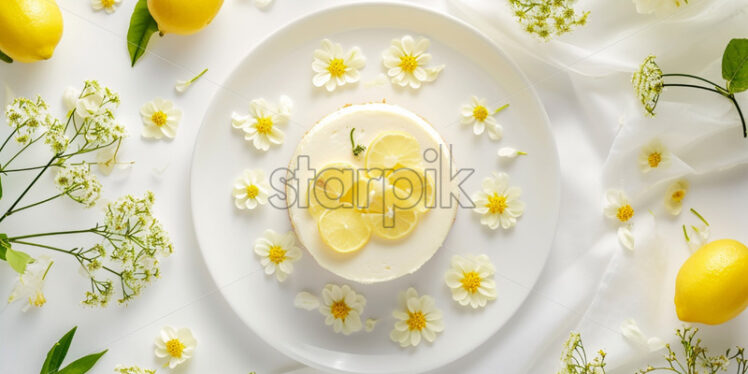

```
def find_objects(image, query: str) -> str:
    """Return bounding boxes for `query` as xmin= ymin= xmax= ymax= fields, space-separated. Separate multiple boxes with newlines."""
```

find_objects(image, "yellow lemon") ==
xmin=147 ymin=0 xmax=223 ymax=35
xmin=307 ymin=162 xmax=355 ymax=218
xmin=365 ymin=131 xmax=421 ymax=178
xmin=317 ymin=206 xmax=371 ymax=254
xmin=388 ymin=168 xmax=434 ymax=213
xmin=0 ymin=0 xmax=63 ymax=63
xmin=674 ymin=239 xmax=748 ymax=325
xmin=365 ymin=209 xmax=419 ymax=240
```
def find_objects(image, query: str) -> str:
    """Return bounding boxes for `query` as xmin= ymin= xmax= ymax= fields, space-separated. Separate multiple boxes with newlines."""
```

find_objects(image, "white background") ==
xmin=1 ymin=0 xmax=747 ymax=373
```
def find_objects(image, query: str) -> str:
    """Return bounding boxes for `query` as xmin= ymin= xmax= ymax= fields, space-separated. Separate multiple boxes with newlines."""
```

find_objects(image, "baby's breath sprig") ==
xmin=637 ymin=327 xmax=746 ymax=374
xmin=508 ymin=0 xmax=590 ymax=40
xmin=633 ymin=39 xmax=748 ymax=138
xmin=558 ymin=332 xmax=607 ymax=374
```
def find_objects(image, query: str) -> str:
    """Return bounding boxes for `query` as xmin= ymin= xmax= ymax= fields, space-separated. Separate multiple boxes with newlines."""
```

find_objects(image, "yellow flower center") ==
xmin=151 ymin=111 xmax=167 ymax=127
xmin=330 ymin=300 xmax=351 ymax=320
xmin=29 ymin=291 xmax=46 ymax=308
xmin=486 ymin=193 xmax=508 ymax=214
xmin=246 ymin=184 xmax=259 ymax=199
xmin=460 ymin=271 xmax=482 ymax=294
xmin=648 ymin=152 xmax=662 ymax=168
xmin=254 ymin=117 xmax=273 ymax=135
xmin=101 ymin=0 xmax=115 ymax=7
xmin=671 ymin=190 xmax=685 ymax=202
xmin=406 ymin=311 xmax=427 ymax=331
xmin=399 ymin=55 xmax=418 ymax=73
xmin=165 ymin=339 xmax=185 ymax=358
xmin=267 ymin=245 xmax=287 ymax=264
xmin=327 ymin=58 xmax=347 ymax=78
xmin=617 ymin=204 xmax=634 ymax=222
xmin=473 ymin=105 xmax=489 ymax=122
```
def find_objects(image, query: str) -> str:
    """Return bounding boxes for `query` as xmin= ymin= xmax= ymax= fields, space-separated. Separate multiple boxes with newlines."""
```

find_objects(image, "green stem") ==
xmin=9 ymin=238 xmax=122 ymax=276
xmin=728 ymin=93 xmax=747 ymax=138
xmin=662 ymin=74 xmax=726 ymax=91
xmin=2 ymin=133 xmax=44 ymax=169
xmin=1 ymin=163 xmax=65 ymax=173
xmin=663 ymin=83 xmax=722 ymax=95
xmin=0 ymin=156 xmax=57 ymax=223
xmin=8 ymin=227 xmax=98 ymax=241
xmin=0 ymin=127 xmax=19 ymax=155
xmin=663 ymin=83 xmax=747 ymax=138
xmin=3 ymin=193 xmax=66 ymax=217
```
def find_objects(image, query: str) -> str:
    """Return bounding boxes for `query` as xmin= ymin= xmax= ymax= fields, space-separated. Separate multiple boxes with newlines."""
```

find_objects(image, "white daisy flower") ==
xmin=471 ymin=172 xmax=525 ymax=230
xmin=460 ymin=97 xmax=507 ymax=140
xmin=498 ymin=147 xmax=527 ymax=159
xmin=140 ymin=98 xmax=182 ymax=140
xmin=254 ymin=229 xmax=303 ymax=282
xmin=319 ymin=284 xmax=366 ymax=335
xmin=638 ymin=138 xmax=671 ymax=173
xmin=620 ymin=319 xmax=665 ymax=352
xmin=232 ymin=169 xmax=271 ymax=210
xmin=312 ymin=39 xmax=366 ymax=92
xmin=444 ymin=254 xmax=497 ymax=309
xmin=294 ymin=291 xmax=320 ymax=311
xmin=390 ymin=287 xmax=444 ymax=348
xmin=231 ymin=96 xmax=292 ymax=151
xmin=633 ymin=0 xmax=688 ymax=15
xmin=382 ymin=35 xmax=444 ymax=89
xmin=664 ymin=179 xmax=689 ymax=215
xmin=154 ymin=326 xmax=196 ymax=369
xmin=603 ymin=189 xmax=636 ymax=251
xmin=91 ymin=0 xmax=122 ymax=13
xmin=7 ymin=256 xmax=53 ymax=311
xmin=175 ymin=68 xmax=208 ymax=94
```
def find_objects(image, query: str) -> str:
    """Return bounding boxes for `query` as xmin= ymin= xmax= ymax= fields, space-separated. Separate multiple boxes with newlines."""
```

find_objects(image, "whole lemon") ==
xmin=0 ymin=0 xmax=63 ymax=63
xmin=147 ymin=0 xmax=224 ymax=35
xmin=675 ymin=239 xmax=748 ymax=325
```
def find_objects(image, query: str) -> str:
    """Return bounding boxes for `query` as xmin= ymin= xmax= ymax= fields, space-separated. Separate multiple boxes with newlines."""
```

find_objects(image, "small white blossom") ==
xmin=509 ymin=0 xmax=589 ymax=39
xmin=683 ymin=209 xmax=710 ymax=252
xmin=232 ymin=169 xmax=271 ymax=210
xmin=312 ymin=39 xmax=366 ymax=92
xmin=664 ymin=179 xmax=688 ymax=215
xmin=620 ymin=319 xmax=665 ymax=352
xmin=382 ymin=35 xmax=444 ymax=89
xmin=639 ymin=138 xmax=671 ymax=173
xmin=603 ymin=189 xmax=636 ymax=251
xmin=461 ymin=97 xmax=506 ymax=140
xmin=140 ymin=98 xmax=182 ymax=140
xmin=7 ymin=256 xmax=53 ymax=311
xmin=154 ymin=326 xmax=196 ymax=369
xmin=254 ymin=0 xmax=274 ymax=8
xmin=390 ymin=288 xmax=444 ymax=347
xmin=96 ymin=143 xmax=132 ymax=175
xmin=231 ymin=96 xmax=292 ymax=151
xmin=55 ymin=164 xmax=102 ymax=207
xmin=5 ymin=96 xmax=56 ymax=146
xmin=254 ymin=229 xmax=302 ymax=282
xmin=365 ymin=318 xmax=378 ymax=332
xmin=294 ymin=291 xmax=320 ymax=311
xmin=319 ymin=284 xmax=366 ymax=335
xmin=175 ymin=68 xmax=208 ymax=94
xmin=498 ymin=147 xmax=527 ymax=159
xmin=91 ymin=0 xmax=122 ymax=13
xmin=472 ymin=172 xmax=525 ymax=230
xmin=444 ymin=254 xmax=497 ymax=308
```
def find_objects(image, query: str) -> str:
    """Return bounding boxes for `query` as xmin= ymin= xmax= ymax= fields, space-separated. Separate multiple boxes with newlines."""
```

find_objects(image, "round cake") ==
xmin=287 ymin=103 xmax=459 ymax=283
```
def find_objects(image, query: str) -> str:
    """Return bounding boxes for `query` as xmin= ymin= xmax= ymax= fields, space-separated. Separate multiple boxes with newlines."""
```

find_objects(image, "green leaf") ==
xmin=127 ymin=0 xmax=159 ymax=67
xmin=40 ymin=327 xmax=77 ymax=374
xmin=57 ymin=350 xmax=107 ymax=374
xmin=722 ymin=38 xmax=748 ymax=93
xmin=0 ymin=233 xmax=8 ymax=261
xmin=6 ymin=247 xmax=32 ymax=274
xmin=1 ymin=173 xmax=3 ymax=199
xmin=0 ymin=50 xmax=12 ymax=64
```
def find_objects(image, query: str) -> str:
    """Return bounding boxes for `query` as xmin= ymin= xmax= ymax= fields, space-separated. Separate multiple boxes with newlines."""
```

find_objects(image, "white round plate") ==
xmin=190 ymin=3 xmax=560 ymax=373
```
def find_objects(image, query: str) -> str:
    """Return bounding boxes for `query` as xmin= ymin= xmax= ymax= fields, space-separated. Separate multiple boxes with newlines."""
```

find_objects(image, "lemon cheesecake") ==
xmin=287 ymin=103 xmax=459 ymax=283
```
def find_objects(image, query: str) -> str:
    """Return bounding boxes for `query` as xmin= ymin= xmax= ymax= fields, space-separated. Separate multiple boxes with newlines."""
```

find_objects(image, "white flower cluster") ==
xmin=5 ymin=96 xmax=59 ymax=147
xmin=558 ymin=331 xmax=607 ymax=374
xmin=632 ymin=55 xmax=664 ymax=117
xmin=54 ymin=164 xmax=102 ymax=207
xmin=82 ymin=192 xmax=173 ymax=306
xmin=114 ymin=365 xmax=156 ymax=374
xmin=64 ymin=80 xmax=126 ymax=148
xmin=509 ymin=0 xmax=590 ymax=40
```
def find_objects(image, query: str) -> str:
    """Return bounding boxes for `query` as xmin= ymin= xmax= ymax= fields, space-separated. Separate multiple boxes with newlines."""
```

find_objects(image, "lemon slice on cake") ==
xmin=307 ymin=162 xmax=355 ymax=218
xmin=388 ymin=168 xmax=435 ymax=213
xmin=365 ymin=131 xmax=421 ymax=178
xmin=318 ymin=206 xmax=371 ymax=254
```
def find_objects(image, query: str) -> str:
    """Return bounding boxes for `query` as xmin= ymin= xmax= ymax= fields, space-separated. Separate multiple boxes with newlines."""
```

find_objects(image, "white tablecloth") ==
xmin=1 ymin=1 xmax=747 ymax=373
